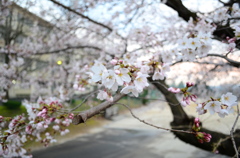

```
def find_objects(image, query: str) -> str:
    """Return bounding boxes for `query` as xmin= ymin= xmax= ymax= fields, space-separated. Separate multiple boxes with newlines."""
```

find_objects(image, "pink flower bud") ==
xmin=204 ymin=133 xmax=212 ymax=142
xmin=194 ymin=117 xmax=199 ymax=123
xmin=228 ymin=37 xmax=236 ymax=43
xmin=49 ymin=117 xmax=56 ymax=122
xmin=196 ymin=123 xmax=200 ymax=127
xmin=181 ymin=100 xmax=187 ymax=107
xmin=184 ymin=96 xmax=190 ymax=105
xmin=204 ymin=137 xmax=211 ymax=142
xmin=114 ymin=69 xmax=121 ymax=75
xmin=186 ymin=82 xmax=194 ymax=87
xmin=190 ymin=94 xmax=197 ymax=102
xmin=73 ymin=84 xmax=78 ymax=89
xmin=168 ymin=87 xmax=181 ymax=93
xmin=69 ymin=113 xmax=74 ymax=119
xmin=26 ymin=125 xmax=32 ymax=134
xmin=110 ymin=59 xmax=118 ymax=65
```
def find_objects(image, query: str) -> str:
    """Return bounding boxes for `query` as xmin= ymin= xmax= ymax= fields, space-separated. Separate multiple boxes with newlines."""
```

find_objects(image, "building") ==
xmin=0 ymin=2 xmax=53 ymax=99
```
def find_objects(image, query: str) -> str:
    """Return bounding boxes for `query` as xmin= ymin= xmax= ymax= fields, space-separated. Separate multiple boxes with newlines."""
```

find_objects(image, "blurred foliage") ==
xmin=2 ymin=100 xmax=22 ymax=109
xmin=0 ymin=105 xmax=27 ymax=117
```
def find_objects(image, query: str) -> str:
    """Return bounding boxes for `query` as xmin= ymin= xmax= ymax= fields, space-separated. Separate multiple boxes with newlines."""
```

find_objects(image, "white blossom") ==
xmin=221 ymin=92 xmax=237 ymax=106
xmin=114 ymin=68 xmax=131 ymax=85
xmin=134 ymin=72 xmax=149 ymax=92
xmin=120 ymin=85 xmax=139 ymax=97
xmin=204 ymin=101 xmax=221 ymax=114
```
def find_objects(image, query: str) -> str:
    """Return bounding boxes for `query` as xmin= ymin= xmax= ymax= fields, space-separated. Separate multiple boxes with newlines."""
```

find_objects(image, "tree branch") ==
xmin=48 ymin=0 xmax=113 ymax=32
xmin=207 ymin=53 xmax=240 ymax=68
xmin=116 ymin=102 xmax=194 ymax=134
xmin=165 ymin=0 xmax=197 ymax=21
xmin=72 ymin=94 xmax=125 ymax=125
xmin=230 ymin=104 xmax=240 ymax=158
xmin=34 ymin=45 xmax=102 ymax=55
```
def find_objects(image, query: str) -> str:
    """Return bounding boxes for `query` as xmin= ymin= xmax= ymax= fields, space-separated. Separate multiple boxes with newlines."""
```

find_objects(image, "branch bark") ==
xmin=72 ymin=94 xmax=125 ymax=125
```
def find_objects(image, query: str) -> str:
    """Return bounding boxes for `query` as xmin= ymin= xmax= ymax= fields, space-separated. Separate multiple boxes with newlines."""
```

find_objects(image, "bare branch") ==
xmin=207 ymin=53 xmax=240 ymax=68
xmin=34 ymin=45 xmax=102 ymax=55
xmin=48 ymin=0 xmax=113 ymax=32
xmin=171 ymin=59 xmax=227 ymax=67
xmin=230 ymin=104 xmax=240 ymax=158
xmin=116 ymin=102 xmax=194 ymax=134
xmin=70 ymin=90 xmax=99 ymax=112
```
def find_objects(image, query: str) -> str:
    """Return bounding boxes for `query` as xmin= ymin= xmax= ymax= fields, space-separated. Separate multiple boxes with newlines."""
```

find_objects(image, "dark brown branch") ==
xmin=165 ymin=0 xmax=197 ymax=21
xmin=49 ymin=0 xmax=113 ymax=32
xmin=218 ymin=0 xmax=240 ymax=7
xmin=0 ymin=45 xmax=103 ymax=55
xmin=148 ymin=77 xmax=190 ymax=124
xmin=171 ymin=59 xmax=227 ymax=67
xmin=207 ymin=53 xmax=240 ymax=68
xmin=34 ymin=45 xmax=102 ymax=55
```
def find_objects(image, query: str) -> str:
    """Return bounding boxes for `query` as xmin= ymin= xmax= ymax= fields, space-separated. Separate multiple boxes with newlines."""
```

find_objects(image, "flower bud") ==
xmin=186 ymin=82 xmax=194 ymax=87
xmin=190 ymin=94 xmax=197 ymax=102
xmin=114 ymin=69 xmax=121 ymax=75
xmin=168 ymin=87 xmax=181 ymax=93
xmin=110 ymin=59 xmax=118 ymax=65
xmin=194 ymin=117 xmax=200 ymax=123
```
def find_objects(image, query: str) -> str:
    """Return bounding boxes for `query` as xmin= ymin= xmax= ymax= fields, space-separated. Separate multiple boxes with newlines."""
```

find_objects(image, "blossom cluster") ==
xmin=196 ymin=92 xmax=237 ymax=118
xmin=0 ymin=57 xmax=24 ymax=102
xmin=168 ymin=82 xmax=197 ymax=107
xmin=0 ymin=97 xmax=74 ymax=157
xmin=168 ymin=83 xmax=238 ymax=118
xmin=88 ymin=59 xmax=170 ymax=100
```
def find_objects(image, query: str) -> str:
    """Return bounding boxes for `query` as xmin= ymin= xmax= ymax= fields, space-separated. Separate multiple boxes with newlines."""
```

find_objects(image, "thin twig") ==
xmin=116 ymin=103 xmax=194 ymax=134
xmin=49 ymin=0 xmax=113 ymax=32
xmin=70 ymin=90 xmax=99 ymax=112
xmin=213 ymin=137 xmax=230 ymax=153
xmin=126 ymin=95 xmax=181 ymax=106
xmin=230 ymin=104 xmax=240 ymax=158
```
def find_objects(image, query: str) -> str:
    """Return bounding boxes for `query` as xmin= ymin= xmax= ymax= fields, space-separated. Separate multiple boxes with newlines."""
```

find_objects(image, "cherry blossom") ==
xmin=204 ymin=101 xmax=222 ymax=114
xmin=97 ymin=90 xmax=113 ymax=102
xmin=133 ymin=72 xmax=149 ymax=92
xmin=168 ymin=87 xmax=181 ymax=93
xmin=114 ymin=67 xmax=131 ymax=85
xmin=120 ymin=85 xmax=139 ymax=97
xmin=102 ymin=70 xmax=116 ymax=89
xmin=221 ymin=92 xmax=237 ymax=106
xmin=0 ymin=0 xmax=239 ymax=157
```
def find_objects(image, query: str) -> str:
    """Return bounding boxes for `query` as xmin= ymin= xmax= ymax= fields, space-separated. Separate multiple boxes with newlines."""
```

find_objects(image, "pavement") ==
xmin=32 ymin=101 xmax=238 ymax=158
